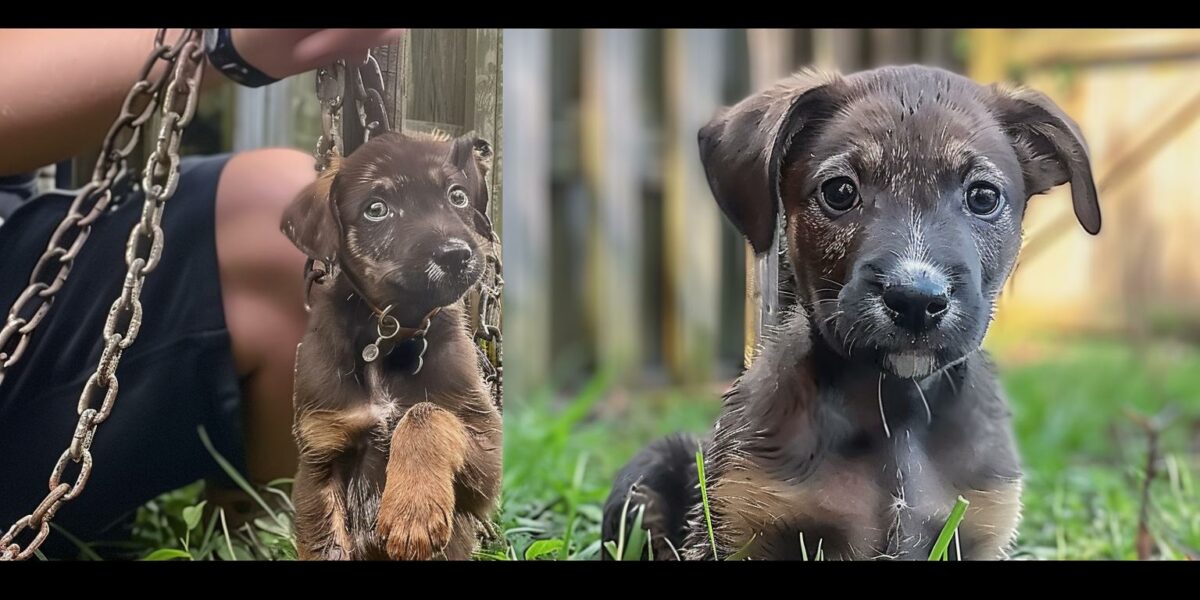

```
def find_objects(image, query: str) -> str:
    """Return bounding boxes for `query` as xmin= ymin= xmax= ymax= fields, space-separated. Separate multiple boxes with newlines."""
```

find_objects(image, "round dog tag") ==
xmin=362 ymin=343 xmax=380 ymax=363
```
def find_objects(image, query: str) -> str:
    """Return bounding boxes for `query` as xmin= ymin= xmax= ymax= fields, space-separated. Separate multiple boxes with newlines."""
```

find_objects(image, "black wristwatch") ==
xmin=203 ymin=28 xmax=280 ymax=88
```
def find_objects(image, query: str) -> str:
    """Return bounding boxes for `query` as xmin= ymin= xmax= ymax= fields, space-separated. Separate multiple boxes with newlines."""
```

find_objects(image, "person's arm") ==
xmin=0 ymin=28 xmax=403 ymax=176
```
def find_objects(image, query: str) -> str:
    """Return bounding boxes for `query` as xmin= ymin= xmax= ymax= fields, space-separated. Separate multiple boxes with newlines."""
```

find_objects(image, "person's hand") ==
xmin=227 ymin=29 xmax=406 ymax=81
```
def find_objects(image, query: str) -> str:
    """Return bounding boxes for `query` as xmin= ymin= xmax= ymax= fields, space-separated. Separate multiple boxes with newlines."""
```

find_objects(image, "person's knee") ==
xmin=215 ymin=148 xmax=314 ymax=373
xmin=218 ymin=147 xmax=315 ymax=219
xmin=215 ymin=147 xmax=313 ymax=283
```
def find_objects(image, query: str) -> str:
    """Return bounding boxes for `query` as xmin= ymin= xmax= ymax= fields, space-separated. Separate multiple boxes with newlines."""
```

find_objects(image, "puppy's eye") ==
xmin=364 ymin=201 xmax=391 ymax=222
xmin=447 ymin=186 xmax=470 ymax=208
xmin=965 ymin=182 xmax=1003 ymax=217
xmin=819 ymin=177 xmax=860 ymax=214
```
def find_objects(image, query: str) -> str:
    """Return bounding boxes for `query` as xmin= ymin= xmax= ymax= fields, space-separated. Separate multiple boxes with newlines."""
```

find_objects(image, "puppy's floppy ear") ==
xmin=988 ymin=85 xmax=1101 ymax=235
xmin=281 ymin=157 xmax=342 ymax=261
xmin=698 ymin=68 xmax=841 ymax=254
xmin=449 ymin=132 xmax=494 ymax=234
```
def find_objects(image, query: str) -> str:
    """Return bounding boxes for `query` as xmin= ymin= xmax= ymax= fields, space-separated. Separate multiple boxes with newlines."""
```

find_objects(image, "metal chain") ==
xmin=350 ymin=53 xmax=390 ymax=145
xmin=0 ymin=28 xmax=205 ymax=561
xmin=475 ymin=243 xmax=503 ymax=412
xmin=0 ymin=29 xmax=192 ymax=388
xmin=313 ymin=62 xmax=345 ymax=172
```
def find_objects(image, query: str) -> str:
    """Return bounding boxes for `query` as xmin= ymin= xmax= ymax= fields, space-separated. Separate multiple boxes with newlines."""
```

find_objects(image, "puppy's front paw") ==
xmin=377 ymin=482 xmax=455 ymax=560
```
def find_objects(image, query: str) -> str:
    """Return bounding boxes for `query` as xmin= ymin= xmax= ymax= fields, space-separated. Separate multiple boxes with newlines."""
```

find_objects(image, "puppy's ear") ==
xmin=699 ymin=68 xmax=841 ymax=254
xmin=281 ymin=157 xmax=342 ymax=261
xmin=450 ymin=133 xmax=494 ymax=234
xmin=988 ymin=85 xmax=1101 ymax=235
xmin=470 ymin=137 xmax=494 ymax=179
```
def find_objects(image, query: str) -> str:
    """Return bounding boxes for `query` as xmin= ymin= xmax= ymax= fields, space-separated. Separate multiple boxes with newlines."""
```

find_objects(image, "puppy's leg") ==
xmin=292 ymin=404 xmax=379 ymax=560
xmin=602 ymin=433 xmax=703 ymax=560
xmin=452 ymin=410 xmax=504 ymax=519
xmin=441 ymin=513 xmax=484 ymax=560
xmin=377 ymin=402 xmax=468 ymax=560
xmin=292 ymin=463 xmax=353 ymax=560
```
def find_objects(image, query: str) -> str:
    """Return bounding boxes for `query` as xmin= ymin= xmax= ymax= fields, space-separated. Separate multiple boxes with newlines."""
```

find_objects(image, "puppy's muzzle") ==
xmin=433 ymin=239 xmax=474 ymax=275
xmin=862 ymin=259 xmax=952 ymax=334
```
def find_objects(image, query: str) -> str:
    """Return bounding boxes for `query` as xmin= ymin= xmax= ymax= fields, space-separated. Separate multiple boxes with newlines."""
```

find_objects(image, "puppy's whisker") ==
xmin=878 ymin=372 xmax=891 ymax=438
xmin=912 ymin=379 xmax=932 ymax=425
xmin=822 ymin=310 xmax=844 ymax=327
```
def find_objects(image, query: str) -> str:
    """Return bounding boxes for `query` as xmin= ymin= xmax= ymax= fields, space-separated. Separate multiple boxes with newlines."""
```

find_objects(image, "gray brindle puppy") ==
xmin=603 ymin=65 xmax=1100 ymax=560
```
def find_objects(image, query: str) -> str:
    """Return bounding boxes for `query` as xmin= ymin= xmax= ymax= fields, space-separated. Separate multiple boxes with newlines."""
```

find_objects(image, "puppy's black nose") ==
xmin=882 ymin=278 xmax=950 ymax=333
xmin=433 ymin=239 xmax=473 ymax=272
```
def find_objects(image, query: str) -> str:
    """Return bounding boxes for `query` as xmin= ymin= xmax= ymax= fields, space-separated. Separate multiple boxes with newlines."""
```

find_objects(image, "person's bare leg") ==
xmin=214 ymin=148 xmax=315 ymax=484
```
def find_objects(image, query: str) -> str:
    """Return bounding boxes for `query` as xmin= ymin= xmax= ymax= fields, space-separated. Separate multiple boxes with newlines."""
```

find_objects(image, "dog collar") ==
xmin=361 ymin=304 xmax=441 ymax=374
xmin=302 ymin=258 xmax=444 ymax=374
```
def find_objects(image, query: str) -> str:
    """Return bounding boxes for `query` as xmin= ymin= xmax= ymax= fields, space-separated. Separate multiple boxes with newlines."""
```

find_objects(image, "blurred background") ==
xmin=501 ymin=29 xmax=1200 ymax=560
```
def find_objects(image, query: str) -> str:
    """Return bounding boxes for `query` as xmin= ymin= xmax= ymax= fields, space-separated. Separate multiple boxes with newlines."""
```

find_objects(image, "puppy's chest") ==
xmin=733 ymin=432 xmax=958 ymax=558
xmin=716 ymin=404 xmax=1017 ymax=560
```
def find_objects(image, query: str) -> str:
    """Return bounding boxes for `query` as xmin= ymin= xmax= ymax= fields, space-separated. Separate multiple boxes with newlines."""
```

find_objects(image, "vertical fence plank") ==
xmin=582 ymin=28 xmax=646 ymax=380
xmin=502 ymin=29 xmax=552 ymax=397
xmin=662 ymin=28 xmax=727 ymax=383
xmin=869 ymin=28 xmax=917 ymax=65
xmin=813 ymin=28 xmax=865 ymax=71
xmin=967 ymin=29 xmax=1008 ymax=84
xmin=233 ymin=80 xmax=295 ymax=151
xmin=919 ymin=28 xmax=954 ymax=69
xmin=742 ymin=29 xmax=794 ymax=368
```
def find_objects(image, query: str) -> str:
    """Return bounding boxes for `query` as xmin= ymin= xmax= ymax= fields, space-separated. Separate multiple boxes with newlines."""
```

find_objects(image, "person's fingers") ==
xmin=292 ymin=29 xmax=405 ymax=70
xmin=228 ymin=29 xmax=408 ymax=81
xmin=230 ymin=29 xmax=318 ymax=78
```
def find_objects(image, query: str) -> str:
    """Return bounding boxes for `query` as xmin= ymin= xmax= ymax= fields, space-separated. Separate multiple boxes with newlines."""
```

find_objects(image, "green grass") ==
xmin=501 ymin=337 xmax=1200 ymax=560
xmin=42 ymin=337 xmax=1199 ymax=560
xmin=46 ymin=418 xmax=512 ymax=561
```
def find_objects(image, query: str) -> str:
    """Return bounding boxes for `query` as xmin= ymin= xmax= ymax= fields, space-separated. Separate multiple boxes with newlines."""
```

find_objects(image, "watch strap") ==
xmin=203 ymin=28 xmax=279 ymax=88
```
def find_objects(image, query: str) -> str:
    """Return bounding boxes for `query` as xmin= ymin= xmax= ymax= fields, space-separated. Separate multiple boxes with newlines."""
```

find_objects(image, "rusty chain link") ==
xmin=313 ymin=61 xmax=345 ymax=172
xmin=0 ymin=28 xmax=205 ymax=561
xmin=474 ymin=238 xmax=503 ymax=412
xmin=0 ymin=29 xmax=193 ymax=386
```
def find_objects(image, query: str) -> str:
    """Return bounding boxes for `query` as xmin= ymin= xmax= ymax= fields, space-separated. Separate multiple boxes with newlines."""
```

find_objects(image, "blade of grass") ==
xmin=197 ymin=425 xmax=281 ymax=526
xmin=262 ymin=486 xmax=295 ymax=513
xmin=143 ymin=548 xmax=191 ymax=561
xmin=558 ymin=453 xmax=589 ymax=560
xmin=614 ymin=490 xmax=632 ymax=561
xmin=573 ymin=540 xmax=603 ymax=561
xmin=929 ymin=495 xmax=970 ymax=561
xmin=725 ymin=540 xmax=753 ymax=561
xmin=622 ymin=504 xmax=647 ymax=561
xmin=49 ymin=523 xmax=103 ymax=561
xmin=695 ymin=447 xmax=718 ymax=559
xmin=218 ymin=508 xmax=235 ymax=561
xmin=524 ymin=539 xmax=565 ymax=560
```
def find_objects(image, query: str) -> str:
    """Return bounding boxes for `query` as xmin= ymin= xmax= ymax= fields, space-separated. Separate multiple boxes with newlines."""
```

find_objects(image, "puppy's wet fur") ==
xmin=283 ymin=131 xmax=501 ymax=560
xmin=603 ymin=65 xmax=1099 ymax=560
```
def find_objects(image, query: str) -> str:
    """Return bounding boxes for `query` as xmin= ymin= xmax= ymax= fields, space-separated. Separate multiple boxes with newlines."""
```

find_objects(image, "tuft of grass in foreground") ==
xmin=58 ymin=426 xmax=299 ymax=561
xmin=503 ymin=337 xmax=1200 ymax=560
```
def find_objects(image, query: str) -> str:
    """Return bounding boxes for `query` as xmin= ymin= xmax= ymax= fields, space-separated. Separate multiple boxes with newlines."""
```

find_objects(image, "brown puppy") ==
xmin=282 ymin=131 xmax=502 ymax=560
xmin=604 ymin=65 xmax=1100 ymax=560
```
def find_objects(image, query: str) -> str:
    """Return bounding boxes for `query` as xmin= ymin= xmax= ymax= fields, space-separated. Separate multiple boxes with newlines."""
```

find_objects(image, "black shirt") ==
xmin=0 ymin=171 xmax=38 ymax=223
